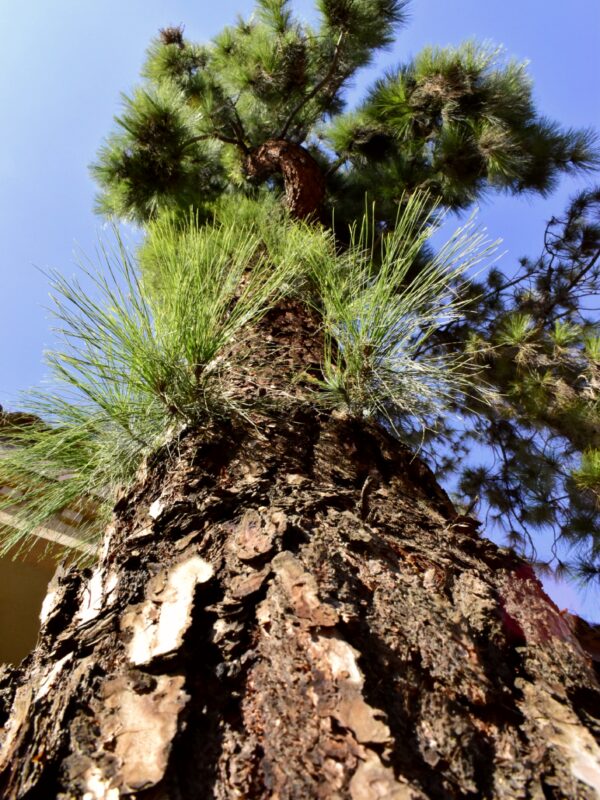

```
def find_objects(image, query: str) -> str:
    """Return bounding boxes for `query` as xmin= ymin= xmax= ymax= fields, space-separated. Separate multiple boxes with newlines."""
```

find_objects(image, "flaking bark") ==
xmin=0 ymin=409 xmax=599 ymax=799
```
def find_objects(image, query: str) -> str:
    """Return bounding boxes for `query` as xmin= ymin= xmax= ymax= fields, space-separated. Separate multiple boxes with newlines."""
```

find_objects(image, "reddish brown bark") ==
xmin=245 ymin=139 xmax=326 ymax=220
xmin=0 ymin=408 xmax=599 ymax=799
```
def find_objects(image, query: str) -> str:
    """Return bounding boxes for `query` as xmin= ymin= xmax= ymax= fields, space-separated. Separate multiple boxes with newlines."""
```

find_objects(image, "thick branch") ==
xmin=245 ymin=138 xmax=326 ymax=220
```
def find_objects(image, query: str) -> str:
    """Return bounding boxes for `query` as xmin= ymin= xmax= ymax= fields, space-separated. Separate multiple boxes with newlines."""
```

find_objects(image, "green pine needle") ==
xmin=0 ymin=194 xmax=496 ymax=558
xmin=306 ymin=192 xmax=497 ymax=434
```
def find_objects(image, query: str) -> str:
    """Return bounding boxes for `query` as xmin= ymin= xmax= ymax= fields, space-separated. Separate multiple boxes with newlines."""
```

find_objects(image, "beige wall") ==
xmin=0 ymin=549 xmax=55 ymax=665
xmin=0 ymin=507 xmax=95 ymax=665
xmin=0 ymin=440 xmax=94 ymax=664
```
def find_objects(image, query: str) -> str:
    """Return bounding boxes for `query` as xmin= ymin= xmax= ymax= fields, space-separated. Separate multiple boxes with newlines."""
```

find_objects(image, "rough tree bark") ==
xmin=1 ymin=406 xmax=600 ymax=799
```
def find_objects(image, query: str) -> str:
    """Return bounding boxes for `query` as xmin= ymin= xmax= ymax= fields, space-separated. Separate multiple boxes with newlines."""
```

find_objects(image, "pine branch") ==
xmin=187 ymin=133 xmax=249 ymax=152
xmin=325 ymin=153 xmax=348 ymax=177
xmin=279 ymin=32 xmax=344 ymax=139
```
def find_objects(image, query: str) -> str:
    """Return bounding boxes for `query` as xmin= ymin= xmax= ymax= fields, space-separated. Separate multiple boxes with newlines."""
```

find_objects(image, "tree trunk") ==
xmin=1 ymin=408 xmax=599 ymax=799
xmin=245 ymin=139 xmax=326 ymax=220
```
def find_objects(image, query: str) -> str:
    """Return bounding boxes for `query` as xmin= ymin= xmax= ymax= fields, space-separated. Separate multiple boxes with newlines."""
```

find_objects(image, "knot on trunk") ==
xmin=245 ymin=138 xmax=325 ymax=220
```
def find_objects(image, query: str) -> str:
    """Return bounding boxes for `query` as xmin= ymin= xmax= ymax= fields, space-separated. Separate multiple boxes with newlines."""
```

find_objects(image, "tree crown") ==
xmin=92 ymin=0 xmax=597 ymax=224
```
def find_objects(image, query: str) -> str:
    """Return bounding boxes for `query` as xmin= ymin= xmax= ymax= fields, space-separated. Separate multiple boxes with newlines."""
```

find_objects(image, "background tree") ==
xmin=446 ymin=187 xmax=600 ymax=584
xmin=1 ymin=1 xmax=600 ymax=798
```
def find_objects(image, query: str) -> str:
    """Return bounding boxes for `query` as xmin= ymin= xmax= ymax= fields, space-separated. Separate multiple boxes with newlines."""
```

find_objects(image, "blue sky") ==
xmin=1 ymin=0 xmax=599 ymax=617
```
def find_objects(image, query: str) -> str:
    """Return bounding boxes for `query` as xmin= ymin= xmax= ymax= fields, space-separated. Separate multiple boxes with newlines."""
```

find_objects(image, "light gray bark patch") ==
xmin=148 ymin=499 xmax=165 ymax=520
xmin=230 ymin=508 xmax=286 ymax=561
xmin=0 ymin=685 xmax=32 ymax=774
xmin=35 ymin=652 xmax=73 ymax=701
xmin=272 ymin=550 xmax=339 ymax=627
xmin=520 ymin=682 xmax=600 ymax=795
xmin=80 ymin=767 xmax=119 ymax=800
xmin=451 ymin=572 xmax=497 ymax=633
xmin=350 ymin=756 xmax=425 ymax=800
xmin=308 ymin=632 xmax=391 ymax=745
xmin=76 ymin=568 xmax=105 ymax=626
xmin=121 ymin=552 xmax=214 ymax=666
xmin=96 ymin=672 xmax=189 ymax=793
xmin=128 ymin=523 xmax=154 ymax=542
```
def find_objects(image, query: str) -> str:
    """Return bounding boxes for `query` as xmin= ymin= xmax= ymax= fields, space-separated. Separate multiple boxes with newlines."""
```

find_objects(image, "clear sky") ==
xmin=1 ymin=0 xmax=599 ymax=617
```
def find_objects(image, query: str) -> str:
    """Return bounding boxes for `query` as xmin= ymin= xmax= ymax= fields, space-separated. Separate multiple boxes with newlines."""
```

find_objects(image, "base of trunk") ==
xmin=1 ymin=412 xmax=599 ymax=798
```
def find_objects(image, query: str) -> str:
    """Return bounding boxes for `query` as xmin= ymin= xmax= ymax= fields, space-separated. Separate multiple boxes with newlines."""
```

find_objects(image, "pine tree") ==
xmin=446 ymin=188 xmax=600 ymax=582
xmin=1 ymin=2 xmax=600 ymax=797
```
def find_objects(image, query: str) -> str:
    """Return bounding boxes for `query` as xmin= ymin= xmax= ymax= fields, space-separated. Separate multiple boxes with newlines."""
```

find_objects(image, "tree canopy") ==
xmin=91 ymin=0 xmax=596 ymax=224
